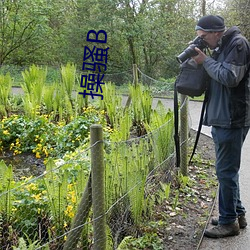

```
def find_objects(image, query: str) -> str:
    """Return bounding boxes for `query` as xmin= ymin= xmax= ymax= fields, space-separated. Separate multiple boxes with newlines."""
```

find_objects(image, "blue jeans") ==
xmin=211 ymin=126 xmax=249 ymax=225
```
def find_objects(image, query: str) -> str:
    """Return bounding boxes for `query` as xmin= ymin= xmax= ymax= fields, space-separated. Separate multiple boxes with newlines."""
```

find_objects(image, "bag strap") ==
xmin=174 ymin=80 xmax=208 ymax=168
xmin=188 ymin=91 xmax=208 ymax=164
xmin=174 ymin=80 xmax=180 ymax=168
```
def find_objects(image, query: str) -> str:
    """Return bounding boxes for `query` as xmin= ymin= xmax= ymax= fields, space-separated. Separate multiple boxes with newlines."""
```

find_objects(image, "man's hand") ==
xmin=192 ymin=47 xmax=207 ymax=64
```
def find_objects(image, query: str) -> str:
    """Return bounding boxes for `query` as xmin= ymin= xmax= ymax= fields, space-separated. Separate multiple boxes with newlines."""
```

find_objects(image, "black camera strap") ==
xmin=174 ymin=85 xmax=208 ymax=168
xmin=174 ymin=82 xmax=181 ymax=168
xmin=189 ymin=91 xmax=208 ymax=164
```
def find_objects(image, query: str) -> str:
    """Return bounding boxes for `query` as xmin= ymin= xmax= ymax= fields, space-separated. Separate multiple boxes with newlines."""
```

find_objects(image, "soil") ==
xmin=0 ymin=152 xmax=45 ymax=180
xmin=158 ymin=130 xmax=217 ymax=250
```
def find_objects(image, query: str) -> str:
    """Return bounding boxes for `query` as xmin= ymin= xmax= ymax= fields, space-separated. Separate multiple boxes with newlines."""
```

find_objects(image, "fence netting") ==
xmin=0 ymin=66 xmax=194 ymax=249
xmin=0 ymin=115 xmax=181 ymax=249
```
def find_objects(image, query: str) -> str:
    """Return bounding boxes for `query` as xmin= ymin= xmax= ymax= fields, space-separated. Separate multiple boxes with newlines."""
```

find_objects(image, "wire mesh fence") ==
xmin=0 ymin=116 xmax=189 ymax=249
xmin=0 ymin=64 xmax=191 ymax=249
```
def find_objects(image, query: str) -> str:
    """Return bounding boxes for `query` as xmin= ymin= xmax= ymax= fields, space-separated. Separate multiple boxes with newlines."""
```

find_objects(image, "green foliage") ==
xmin=117 ymin=233 xmax=163 ymax=250
xmin=13 ymin=235 xmax=45 ymax=250
xmin=100 ymin=82 xmax=123 ymax=128
xmin=12 ymin=176 xmax=48 ymax=240
xmin=0 ymin=73 xmax=12 ymax=116
xmin=0 ymin=145 xmax=91 ymax=248
xmin=158 ymin=182 xmax=171 ymax=203
xmin=178 ymin=173 xmax=192 ymax=189
xmin=19 ymin=63 xmax=78 ymax=122
xmin=0 ymin=161 xmax=14 ymax=222
xmin=145 ymin=100 xmax=175 ymax=163
xmin=43 ymin=159 xmax=68 ymax=230
xmin=129 ymin=84 xmax=153 ymax=126
xmin=75 ymin=74 xmax=88 ymax=113
xmin=105 ymin=136 xmax=153 ymax=228
xmin=0 ymin=78 xmax=179 ymax=248
xmin=0 ymin=0 xmax=227 ymax=79
xmin=0 ymin=108 xmax=102 ymax=157
xmin=61 ymin=63 xmax=76 ymax=101
xmin=21 ymin=65 xmax=47 ymax=118
xmin=172 ymin=190 xmax=180 ymax=210
xmin=43 ymin=84 xmax=56 ymax=113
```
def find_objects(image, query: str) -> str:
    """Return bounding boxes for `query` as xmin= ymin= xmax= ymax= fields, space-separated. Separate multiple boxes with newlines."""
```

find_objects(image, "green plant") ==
xmin=157 ymin=182 xmax=171 ymax=204
xmin=43 ymin=84 xmax=56 ymax=114
xmin=75 ymin=74 xmax=88 ymax=115
xmin=129 ymin=84 xmax=153 ymax=130
xmin=145 ymin=100 xmax=174 ymax=163
xmin=50 ymin=80 xmax=75 ymax=122
xmin=0 ymin=73 xmax=12 ymax=117
xmin=0 ymin=115 xmax=57 ymax=157
xmin=100 ymin=82 xmax=123 ymax=128
xmin=172 ymin=190 xmax=180 ymax=210
xmin=12 ymin=176 xmax=49 ymax=241
xmin=105 ymin=136 xmax=153 ymax=235
xmin=60 ymin=63 xmax=76 ymax=102
xmin=42 ymin=157 xmax=90 ymax=235
xmin=0 ymin=106 xmax=104 ymax=158
xmin=108 ymin=109 xmax=132 ymax=142
xmin=13 ymin=237 xmax=41 ymax=250
xmin=178 ymin=173 xmax=191 ymax=189
xmin=43 ymin=159 xmax=70 ymax=224
xmin=117 ymin=233 xmax=163 ymax=250
xmin=0 ymin=161 xmax=15 ymax=222
xmin=21 ymin=65 xmax=47 ymax=118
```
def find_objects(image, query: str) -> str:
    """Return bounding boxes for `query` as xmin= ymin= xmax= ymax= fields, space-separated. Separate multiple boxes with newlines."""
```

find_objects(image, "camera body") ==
xmin=176 ymin=36 xmax=208 ymax=63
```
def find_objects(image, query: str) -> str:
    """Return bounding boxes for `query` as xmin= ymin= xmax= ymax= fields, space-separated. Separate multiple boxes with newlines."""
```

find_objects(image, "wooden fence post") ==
xmin=133 ymin=63 xmax=138 ymax=86
xmin=63 ymin=175 xmax=92 ymax=250
xmin=91 ymin=124 xmax=106 ymax=250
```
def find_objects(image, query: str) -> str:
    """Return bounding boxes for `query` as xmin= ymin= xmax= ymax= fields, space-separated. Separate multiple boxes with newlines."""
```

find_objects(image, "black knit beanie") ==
xmin=195 ymin=15 xmax=225 ymax=32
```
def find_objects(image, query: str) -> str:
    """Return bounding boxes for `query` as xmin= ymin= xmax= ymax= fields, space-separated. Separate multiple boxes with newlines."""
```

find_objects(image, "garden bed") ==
xmin=161 ymin=131 xmax=217 ymax=250
xmin=106 ymin=130 xmax=217 ymax=250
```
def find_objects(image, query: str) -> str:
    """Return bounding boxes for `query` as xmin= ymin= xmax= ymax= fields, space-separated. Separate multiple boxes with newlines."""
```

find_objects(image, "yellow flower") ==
xmin=36 ymin=152 xmax=41 ymax=158
xmin=32 ymin=193 xmax=42 ymax=201
xmin=26 ymin=183 xmax=37 ymax=191
xmin=71 ymin=195 xmax=76 ymax=204
xmin=42 ymin=147 xmax=49 ymax=157
xmin=12 ymin=207 xmax=17 ymax=212
xmin=65 ymin=205 xmax=74 ymax=218
xmin=14 ymin=149 xmax=21 ymax=155
xmin=3 ymin=130 xmax=9 ymax=135
xmin=100 ymin=110 xmax=106 ymax=115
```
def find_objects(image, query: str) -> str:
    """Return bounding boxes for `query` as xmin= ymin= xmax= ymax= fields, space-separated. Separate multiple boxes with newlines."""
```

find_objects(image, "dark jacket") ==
xmin=203 ymin=26 xmax=250 ymax=128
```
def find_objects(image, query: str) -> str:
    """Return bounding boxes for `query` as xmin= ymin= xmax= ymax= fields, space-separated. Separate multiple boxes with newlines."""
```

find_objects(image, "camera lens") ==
xmin=176 ymin=45 xmax=198 ymax=63
xmin=176 ymin=37 xmax=208 ymax=63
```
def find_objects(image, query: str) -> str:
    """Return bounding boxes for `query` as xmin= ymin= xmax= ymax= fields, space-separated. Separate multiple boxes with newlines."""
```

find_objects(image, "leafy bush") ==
xmin=0 ymin=106 xmax=104 ymax=158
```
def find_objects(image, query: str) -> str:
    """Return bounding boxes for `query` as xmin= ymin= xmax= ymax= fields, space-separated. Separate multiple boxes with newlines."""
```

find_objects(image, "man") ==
xmin=192 ymin=15 xmax=250 ymax=238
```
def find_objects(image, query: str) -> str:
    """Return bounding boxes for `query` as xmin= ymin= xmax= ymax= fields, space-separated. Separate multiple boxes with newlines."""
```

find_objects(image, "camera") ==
xmin=176 ymin=36 xmax=208 ymax=63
